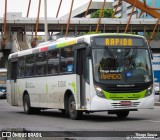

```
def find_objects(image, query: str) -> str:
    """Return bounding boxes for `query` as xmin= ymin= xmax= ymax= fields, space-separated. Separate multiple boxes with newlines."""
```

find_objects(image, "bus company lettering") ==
xmin=25 ymin=81 xmax=35 ymax=88
xmin=58 ymin=81 xmax=66 ymax=87
xmin=106 ymin=38 xmax=132 ymax=46
xmin=100 ymin=73 xmax=122 ymax=80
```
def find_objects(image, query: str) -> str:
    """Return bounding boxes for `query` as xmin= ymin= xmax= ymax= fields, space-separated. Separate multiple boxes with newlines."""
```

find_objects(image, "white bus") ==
xmin=7 ymin=33 xmax=154 ymax=119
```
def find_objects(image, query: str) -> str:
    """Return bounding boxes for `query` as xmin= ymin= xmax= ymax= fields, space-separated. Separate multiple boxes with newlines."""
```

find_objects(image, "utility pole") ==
xmin=44 ymin=0 xmax=48 ymax=42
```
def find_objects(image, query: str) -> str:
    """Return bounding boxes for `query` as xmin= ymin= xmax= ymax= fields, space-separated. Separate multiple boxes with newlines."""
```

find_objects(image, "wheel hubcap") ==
xmin=24 ymin=100 xmax=28 ymax=112
xmin=69 ymin=101 xmax=76 ymax=114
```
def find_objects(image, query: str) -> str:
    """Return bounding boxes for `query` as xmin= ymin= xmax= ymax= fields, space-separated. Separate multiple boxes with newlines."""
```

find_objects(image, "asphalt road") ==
xmin=0 ymin=99 xmax=160 ymax=139
xmin=155 ymin=95 xmax=160 ymax=102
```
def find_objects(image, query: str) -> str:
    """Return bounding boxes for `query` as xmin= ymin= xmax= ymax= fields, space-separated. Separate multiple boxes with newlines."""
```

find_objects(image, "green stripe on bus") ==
xmin=71 ymin=82 xmax=76 ymax=94
xmin=102 ymin=90 xmax=146 ymax=100
xmin=17 ymin=86 xmax=20 ymax=94
xmin=56 ymin=42 xmax=66 ymax=48
xmin=46 ymin=84 xmax=48 ymax=94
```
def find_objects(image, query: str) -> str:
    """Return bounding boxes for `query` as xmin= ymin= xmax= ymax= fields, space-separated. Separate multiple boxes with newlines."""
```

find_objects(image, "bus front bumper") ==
xmin=90 ymin=94 xmax=155 ymax=111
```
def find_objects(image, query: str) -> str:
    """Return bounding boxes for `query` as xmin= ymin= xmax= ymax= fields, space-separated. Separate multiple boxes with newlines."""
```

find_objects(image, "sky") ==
xmin=0 ymin=0 xmax=114 ymax=18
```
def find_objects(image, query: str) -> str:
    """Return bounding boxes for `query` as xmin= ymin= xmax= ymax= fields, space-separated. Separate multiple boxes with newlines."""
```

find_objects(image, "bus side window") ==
xmin=47 ymin=50 xmax=60 ymax=75
xmin=36 ymin=52 xmax=47 ymax=76
xmin=17 ymin=56 xmax=25 ymax=78
xmin=25 ymin=54 xmax=36 ymax=77
xmin=60 ymin=46 xmax=74 ymax=73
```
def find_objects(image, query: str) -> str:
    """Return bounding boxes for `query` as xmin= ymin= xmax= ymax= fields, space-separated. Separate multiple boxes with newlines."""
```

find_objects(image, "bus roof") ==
xmin=9 ymin=33 xmax=146 ymax=59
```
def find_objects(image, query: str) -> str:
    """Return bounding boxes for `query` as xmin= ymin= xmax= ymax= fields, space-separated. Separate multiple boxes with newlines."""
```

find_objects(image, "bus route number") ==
xmin=58 ymin=81 xmax=66 ymax=87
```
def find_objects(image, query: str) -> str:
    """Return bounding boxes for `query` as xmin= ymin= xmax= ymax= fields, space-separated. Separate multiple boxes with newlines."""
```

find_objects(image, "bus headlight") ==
xmin=95 ymin=86 xmax=105 ymax=98
xmin=145 ymin=85 xmax=153 ymax=97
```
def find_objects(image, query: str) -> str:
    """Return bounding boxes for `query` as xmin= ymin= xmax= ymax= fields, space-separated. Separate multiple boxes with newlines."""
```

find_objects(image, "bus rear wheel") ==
xmin=116 ymin=111 xmax=129 ymax=118
xmin=68 ymin=95 xmax=82 ymax=120
xmin=23 ymin=94 xmax=33 ymax=114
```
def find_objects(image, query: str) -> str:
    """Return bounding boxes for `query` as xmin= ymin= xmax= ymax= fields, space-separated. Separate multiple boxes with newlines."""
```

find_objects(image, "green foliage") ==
xmin=79 ymin=9 xmax=114 ymax=36
xmin=79 ymin=31 xmax=101 ymax=36
xmin=90 ymin=9 xmax=114 ymax=18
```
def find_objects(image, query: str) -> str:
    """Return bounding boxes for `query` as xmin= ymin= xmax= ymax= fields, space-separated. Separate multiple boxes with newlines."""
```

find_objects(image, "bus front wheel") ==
xmin=23 ymin=94 xmax=33 ymax=114
xmin=68 ymin=95 xmax=82 ymax=120
xmin=116 ymin=111 xmax=129 ymax=118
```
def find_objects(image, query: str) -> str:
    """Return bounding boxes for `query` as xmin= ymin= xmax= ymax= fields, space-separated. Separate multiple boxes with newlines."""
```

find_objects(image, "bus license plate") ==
xmin=121 ymin=101 xmax=132 ymax=106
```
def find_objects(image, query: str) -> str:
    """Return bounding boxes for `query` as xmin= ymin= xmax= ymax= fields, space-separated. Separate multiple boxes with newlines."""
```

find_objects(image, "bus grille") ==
xmin=110 ymin=96 xmax=141 ymax=100
xmin=111 ymin=102 xmax=140 ymax=108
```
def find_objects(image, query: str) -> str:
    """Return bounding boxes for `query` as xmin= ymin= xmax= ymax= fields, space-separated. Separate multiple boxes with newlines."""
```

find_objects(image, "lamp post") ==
xmin=44 ymin=0 xmax=48 ymax=42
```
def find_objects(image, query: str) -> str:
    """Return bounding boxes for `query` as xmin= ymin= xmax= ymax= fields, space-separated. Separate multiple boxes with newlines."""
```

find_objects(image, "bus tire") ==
xmin=33 ymin=108 xmax=41 ymax=114
xmin=23 ymin=94 xmax=33 ymax=114
xmin=68 ymin=95 xmax=82 ymax=120
xmin=116 ymin=111 xmax=129 ymax=118
xmin=60 ymin=109 xmax=65 ymax=115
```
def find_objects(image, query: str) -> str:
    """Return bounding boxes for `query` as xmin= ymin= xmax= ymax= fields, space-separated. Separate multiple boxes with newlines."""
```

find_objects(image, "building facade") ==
xmin=112 ymin=0 xmax=138 ymax=18
xmin=140 ymin=0 xmax=160 ymax=18
xmin=113 ymin=0 xmax=160 ymax=19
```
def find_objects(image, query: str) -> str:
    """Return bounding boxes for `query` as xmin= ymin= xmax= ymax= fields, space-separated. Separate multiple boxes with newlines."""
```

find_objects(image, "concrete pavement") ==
xmin=155 ymin=95 xmax=160 ymax=106
xmin=155 ymin=102 xmax=160 ymax=106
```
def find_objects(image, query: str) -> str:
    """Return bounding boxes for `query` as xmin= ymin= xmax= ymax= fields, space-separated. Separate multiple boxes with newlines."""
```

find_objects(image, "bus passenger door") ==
xmin=76 ymin=48 xmax=89 ymax=109
xmin=10 ymin=61 xmax=18 ymax=106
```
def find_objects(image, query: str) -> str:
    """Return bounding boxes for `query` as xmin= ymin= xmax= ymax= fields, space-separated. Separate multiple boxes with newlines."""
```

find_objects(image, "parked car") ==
xmin=0 ymin=68 xmax=7 ymax=99
xmin=0 ymin=88 xmax=6 ymax=99
xmin=154 ymin=82 xmax=160 ymax=95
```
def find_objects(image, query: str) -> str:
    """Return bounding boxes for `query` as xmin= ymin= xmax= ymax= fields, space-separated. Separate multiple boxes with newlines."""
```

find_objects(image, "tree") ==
xmin=90 ymin=9 xmax=114 ymax=18
xmin=79 ymin=9 xmax=114 ymax=35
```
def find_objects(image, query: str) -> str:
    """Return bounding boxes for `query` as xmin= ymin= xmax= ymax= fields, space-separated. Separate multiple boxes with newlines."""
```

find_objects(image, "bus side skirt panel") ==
xmin=6 ymin=80 xmax=19 ymax=106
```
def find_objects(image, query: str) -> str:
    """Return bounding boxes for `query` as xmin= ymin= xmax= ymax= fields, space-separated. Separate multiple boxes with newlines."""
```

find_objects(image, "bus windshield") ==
xmin=92 ymin=47 xmax=152 ymax=84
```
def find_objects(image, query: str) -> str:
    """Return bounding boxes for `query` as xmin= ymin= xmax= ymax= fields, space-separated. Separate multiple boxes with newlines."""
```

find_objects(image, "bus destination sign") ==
xmin=95 ymin=37 xmax=144 ymax=47
xmin=106 ymin=38 xmax=132 ymax=46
